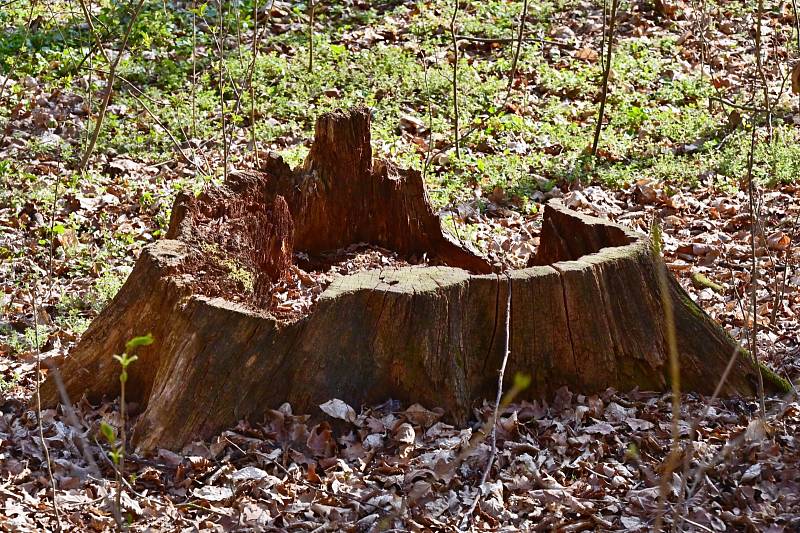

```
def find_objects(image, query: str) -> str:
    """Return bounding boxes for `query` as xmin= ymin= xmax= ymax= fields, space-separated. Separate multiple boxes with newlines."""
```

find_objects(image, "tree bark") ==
xmin=40 ymin=107 xmax=787 ymax=452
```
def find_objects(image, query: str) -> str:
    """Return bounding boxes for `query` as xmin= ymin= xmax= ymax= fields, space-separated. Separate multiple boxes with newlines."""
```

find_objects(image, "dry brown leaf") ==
xmin=767 ymin=231 xmax=791 ymax=251
xmin=306 ymin=422 xmax=337 ymax=457
xmin=56 ymin=228 xmax=79 ymax=254
xmin=319 ymin=398 xmax=357 ymax=423
xmin=792 ymin=63 xmax=800 ymax=94
xmin=655 ymin=0 xmax=680 ymax=18
xmin=306 ymin=463 xmax=322 ymax=484
xmin=574 ymin=47 xmax=599 ymax=62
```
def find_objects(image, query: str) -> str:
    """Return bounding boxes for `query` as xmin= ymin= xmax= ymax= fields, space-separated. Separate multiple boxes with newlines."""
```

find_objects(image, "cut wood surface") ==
xmin=40 ymin=107 xmax=784 ymax=452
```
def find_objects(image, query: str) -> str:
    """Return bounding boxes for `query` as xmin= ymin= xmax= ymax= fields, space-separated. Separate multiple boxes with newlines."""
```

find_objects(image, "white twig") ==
xmin=31 ymin=285 xmax=63 ymax=532
xmin=45 ymin=364 xmax=126 ymax=529
xmin=461 ymin=274 xmax=512 ymax=529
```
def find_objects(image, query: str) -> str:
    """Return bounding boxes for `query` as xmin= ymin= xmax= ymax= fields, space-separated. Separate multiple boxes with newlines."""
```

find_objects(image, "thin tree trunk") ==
xmin=78 ymin=0 xmax=147 ymax=171
xmin=308 ymin=0 xmax=315 ymax=72
xmin=591 ymin=0 xmax=618 ymax=157
xmin=450 ymin=0 xmax=460 ymax=159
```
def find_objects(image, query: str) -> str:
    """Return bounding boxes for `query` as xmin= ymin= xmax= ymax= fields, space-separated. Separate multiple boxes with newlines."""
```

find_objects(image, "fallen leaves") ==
xmin=767 ymin=230 xmax=791 ymax=252
xmin=319 ymin=399 xmax=357 ymax=424
xmin=1 ymin=369 xmax=800 ymax=531
xmin=573 ymin=47 xmax=599 ymax=63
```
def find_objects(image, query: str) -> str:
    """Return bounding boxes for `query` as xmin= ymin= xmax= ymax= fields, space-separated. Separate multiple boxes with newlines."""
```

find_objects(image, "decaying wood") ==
xmin=40 ymin=107 xmax=787 ymax=452
xmin=168 ymin=108 xmax=493 ymax=275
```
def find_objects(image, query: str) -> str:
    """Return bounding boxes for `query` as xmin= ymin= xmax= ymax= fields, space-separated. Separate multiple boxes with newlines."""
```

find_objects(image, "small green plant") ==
xmin=0 ymin=371 xmax=21 ymax=393
xmin=101 ymin=333 xmax=154 ymax=528
xmin=2 ymin=325 xmax=51 ymax=356
xmin=87 ymin=270 xmax=129 ymax=313
xmin=221 ymin=258 xmax=255 ymax=292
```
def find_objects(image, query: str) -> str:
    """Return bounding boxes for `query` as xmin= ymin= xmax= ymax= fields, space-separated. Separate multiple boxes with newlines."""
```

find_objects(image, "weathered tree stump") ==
xmin=41 ymin=107 xmax=785 ymax=451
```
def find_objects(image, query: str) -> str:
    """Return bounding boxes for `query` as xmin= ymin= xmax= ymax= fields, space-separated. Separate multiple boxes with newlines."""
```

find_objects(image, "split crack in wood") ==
xmin=40 ymin=107 xmax=787 ymax=451
xmin=553 ymin=266 xmax=581 ymax=387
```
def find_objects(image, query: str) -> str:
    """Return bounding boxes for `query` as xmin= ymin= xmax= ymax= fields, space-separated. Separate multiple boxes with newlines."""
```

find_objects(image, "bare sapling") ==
xmin=749 ymin=0 xmax=770 ymax=419
xmin=30 ymin=283 xmax=63 ymax=531
xmin=78 ymin=0 xmax=147 ymax=170
xmin=218 ymin=0 xmax=229 ymax=181
xmin=459 ymin=274 xmax=531 ymax=529
xmin=449 ymin=0 xmax=461 ymax=159
xmin=650 ymin=219 xmax=683 ymax=532
xmin=591 ymin=0 xmax=619 ymax=156
xmin=308 ymin=0 xmax=316 ymax=72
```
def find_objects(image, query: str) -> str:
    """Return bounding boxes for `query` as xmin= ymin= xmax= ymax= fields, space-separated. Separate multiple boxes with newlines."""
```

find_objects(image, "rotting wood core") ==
xmin=166 ymin=170 xmax=475 ymax=323
xmin=163 ymin=105 xmax=496 ymax=323
xmin=179 ymin=237 xmax=425 ymax=323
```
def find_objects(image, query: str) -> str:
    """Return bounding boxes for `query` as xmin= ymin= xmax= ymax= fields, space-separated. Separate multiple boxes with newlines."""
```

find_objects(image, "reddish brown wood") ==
xmin=259 ymin=107 xmax=494 ymax=274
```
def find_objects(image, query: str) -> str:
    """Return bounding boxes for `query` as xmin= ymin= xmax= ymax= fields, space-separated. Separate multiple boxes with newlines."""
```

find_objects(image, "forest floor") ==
xmin=1 ymin=0 xmax=800 ymax=530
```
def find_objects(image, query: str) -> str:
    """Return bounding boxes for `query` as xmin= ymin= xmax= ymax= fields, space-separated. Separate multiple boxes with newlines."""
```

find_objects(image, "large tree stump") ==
xmin=41 ymin=107 xmax=786 ymax=452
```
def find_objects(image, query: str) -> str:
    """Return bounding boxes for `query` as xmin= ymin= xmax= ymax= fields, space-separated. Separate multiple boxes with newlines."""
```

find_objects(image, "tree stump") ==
xmin=40 ymin=107 xmax=786 ymax=452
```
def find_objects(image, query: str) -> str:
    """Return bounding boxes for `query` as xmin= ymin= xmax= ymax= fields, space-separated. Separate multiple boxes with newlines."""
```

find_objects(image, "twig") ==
xmin=308 ymin=0 xmax=316 ymax=72
xmin=745 ymin=3 xmax=770 ymax=419
xmin=600 ymin=0 xmax=607 ymax=72
xmin=87 ymin=67 xmax=208 ymax=174
xmin=93 ymin=438 xmax=151 ymax=500
xmin=269 ymin=460 xmax=388 ymax=515
xmin=422 ymin=57 xmax=435 ymax=183
xmin=78 ymin=0 xmax=147 ymax=170
xmin=233 ymin=0 xmax=246 ymax=73
xmin=45 ymin=158 xmax=64 ymax=303
xmin=708 ymin=95 xmax=762 ymax=113
xmin=248 ymin=0 xmax=267 ymax=166
xmin=176 ymin=501 xmax=235 ymax=516
xmin=427 ymin=0 xmax=536 ymax=169
xmin=753 ymin=0 xmax=772 ymax=140
xmin=115 ymin=394 xmax=125 ymax=519
xmin=218 ymin=0 xmax=229 ymax=181
xmin=651 ymin=218 xmax=682 ymax=533
xmin=770 ymin=214 xmax=799 ymax=325
xmin=85 ymin=0 xmax=95 ymax=152
xmin=0 ymin=1 xmax=36 ymax=136
xmin=192 ymin=0 xmax=198 ymax=141
xmin=30 ymin=285 xmax=63 ymax=532
xmin=745 ymin=114 xmax=766 ymax=420
xmin=460 ymin=274 xmax=513 ymax=529
xmin=693 ymin=0 xmax=708 ymax=103
xmin=591 ymin=0 xmax=619 ymax=156
xmin=681 ymin=517 xmax=716 ymax=533
xmin=685 ymin=388 xmax=796 ymax=504
xmin=793 ymin=0 xmax=800 ymax=51
xmin=45 ymin=364 xmax=126 ymax=529
xmin=454 ymin=34 xmax=573 ymax=49
xmin=503 ymin=0 xmax=529 ymax=107
xmin=675 ymin=344 xmax=743 ymax=530
xmin=450 ymin=0 xmax=461 ymax=159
